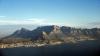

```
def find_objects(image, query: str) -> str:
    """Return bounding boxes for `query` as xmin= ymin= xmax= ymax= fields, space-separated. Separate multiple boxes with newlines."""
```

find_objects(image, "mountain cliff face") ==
xmin=4 ymin=25 xmax=100 ymax=41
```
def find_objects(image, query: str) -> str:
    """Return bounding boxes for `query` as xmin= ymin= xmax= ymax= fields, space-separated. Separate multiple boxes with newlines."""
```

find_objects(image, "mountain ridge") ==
xmin=2 ymin=25 xmax=100 ymax=41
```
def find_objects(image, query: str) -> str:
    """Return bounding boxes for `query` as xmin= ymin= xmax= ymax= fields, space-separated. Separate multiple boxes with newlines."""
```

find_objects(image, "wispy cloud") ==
xmin=83 ymin=22 xmax=100 ymax=28
xmin=0 ymin=18 xmax=46 ymax=25
xmin=0 ymin=18 xmax=71 ymax=26
xmin=89 ymin=22 xmax=100 ymax=25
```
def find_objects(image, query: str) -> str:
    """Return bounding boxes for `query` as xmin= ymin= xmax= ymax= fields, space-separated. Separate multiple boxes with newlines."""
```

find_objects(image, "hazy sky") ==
xmin=0 ymin=0 xmax=100 ymax=28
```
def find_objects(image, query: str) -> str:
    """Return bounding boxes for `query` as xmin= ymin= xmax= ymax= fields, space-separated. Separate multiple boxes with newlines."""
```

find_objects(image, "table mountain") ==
xmin=2 ymin=25 xmax=100 ymax=41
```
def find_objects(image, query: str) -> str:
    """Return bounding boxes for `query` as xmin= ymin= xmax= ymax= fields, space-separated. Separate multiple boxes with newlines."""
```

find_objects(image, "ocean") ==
xmin=0 ymin=40 xmax=100 ymax=56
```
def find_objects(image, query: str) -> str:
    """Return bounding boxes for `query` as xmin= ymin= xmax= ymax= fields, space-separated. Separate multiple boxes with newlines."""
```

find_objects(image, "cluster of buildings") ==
xmin=0 ymin=41 xmax=63 ymax=48
xmin=0 ymin=42 xmax=46 ymax=48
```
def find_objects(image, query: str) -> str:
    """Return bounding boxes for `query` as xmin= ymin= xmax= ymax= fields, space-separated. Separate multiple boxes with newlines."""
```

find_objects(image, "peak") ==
xmin=20 ymin=28 xmax=30 ymax=31
xmin=52 ymin=25 xmax=58 ymax=26
xmin=21 ymin=28 xmax=27 ymax=30
xmin=52 ymin=25 xmax=59 ymax=28
xmin=13 ymin=28 xmax=30 ymax=35
xmin=61 ymin=26 xmax=70 ymax=28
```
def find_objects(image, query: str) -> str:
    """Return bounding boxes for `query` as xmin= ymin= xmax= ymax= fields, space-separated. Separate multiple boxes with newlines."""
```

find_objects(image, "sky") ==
xmin=0 ymin=0 xmax=100 ymax=28
xmin=0 ymin=0 xmax=100 ymax=37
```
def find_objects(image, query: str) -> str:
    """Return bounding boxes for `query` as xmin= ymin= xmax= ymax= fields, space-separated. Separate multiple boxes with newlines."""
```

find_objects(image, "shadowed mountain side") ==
xmin=2 ymin=25 xmax=100 ymax=41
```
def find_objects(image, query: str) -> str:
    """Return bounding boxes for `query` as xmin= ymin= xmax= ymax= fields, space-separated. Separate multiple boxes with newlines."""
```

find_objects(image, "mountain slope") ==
xmin=2 ymin=25 xmax=100 ymax=41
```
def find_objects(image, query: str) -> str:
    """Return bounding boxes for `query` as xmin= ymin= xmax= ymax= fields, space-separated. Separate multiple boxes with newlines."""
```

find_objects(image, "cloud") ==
xmin=25 ymin=18 xmax=46 ymax=24
xmin=84 ymin=22 xmax=100 ymax=28
xmin=89 ymin=22 xmax=100 ymax=25
xmin=0 ymin=18 xmax=72 ymax=27
xmin=0 ymin=18 xmax=66 ymax=25
xmin=0 ymin=18 xmax=46 ymax=25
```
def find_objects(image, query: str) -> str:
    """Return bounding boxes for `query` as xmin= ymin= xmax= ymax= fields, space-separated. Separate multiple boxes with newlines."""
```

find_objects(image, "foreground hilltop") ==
xmin=1 ymin=25 xmax=100 ymax=43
